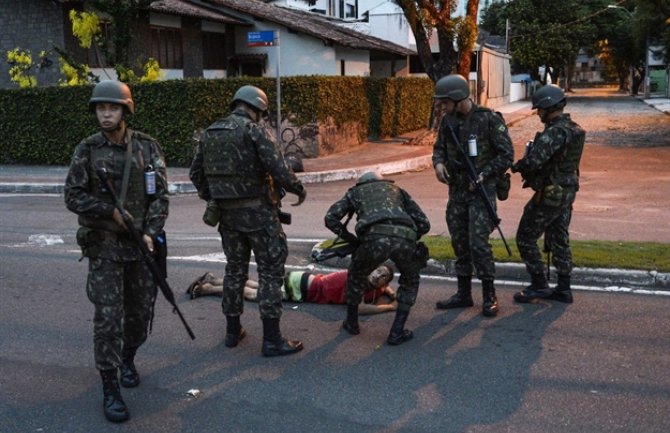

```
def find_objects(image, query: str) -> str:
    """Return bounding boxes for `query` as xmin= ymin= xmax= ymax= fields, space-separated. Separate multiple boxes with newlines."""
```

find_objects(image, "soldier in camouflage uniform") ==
xmin=432 ymin=74 xmax=514 ymax=317
xmin=512 ymin=84 xmax=585 ymax=304
xmin=64 ymin=81 xmax=169 ymax=423
xmin=324 ymin=171 xmax=430 ymax=345
xmin=190 ymin=85 xmax=307 ymax=357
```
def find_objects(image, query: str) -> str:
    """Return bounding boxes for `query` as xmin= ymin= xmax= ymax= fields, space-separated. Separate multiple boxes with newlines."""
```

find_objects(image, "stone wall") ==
xmin=0 ymin=0 xmax=66 ymax=88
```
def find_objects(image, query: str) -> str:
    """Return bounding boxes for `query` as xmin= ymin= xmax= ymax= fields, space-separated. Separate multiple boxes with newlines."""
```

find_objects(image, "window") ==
xmin=150 ymin=26 xmax=183 ymax=68
xmin=345 ymin=4 xmax=356 ymax=18
xmin=202 ymin=32 xmax=226 ymax=69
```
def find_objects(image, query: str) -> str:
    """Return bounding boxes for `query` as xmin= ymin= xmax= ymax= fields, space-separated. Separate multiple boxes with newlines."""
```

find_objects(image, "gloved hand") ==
xmin=292 ymin=188 xmax=307 ymax=206
xmin=434 ymin=163 xmax=449 ymax=184
xmin=511 ymin=161 xmax=523 ymax=173
xmin=339 ymin=229 xmax=359 ymax=246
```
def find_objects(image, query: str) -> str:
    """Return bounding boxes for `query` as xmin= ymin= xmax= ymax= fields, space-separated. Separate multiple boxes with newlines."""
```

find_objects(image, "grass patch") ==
xmin=317 ymin=236 xmax=670 ymax=272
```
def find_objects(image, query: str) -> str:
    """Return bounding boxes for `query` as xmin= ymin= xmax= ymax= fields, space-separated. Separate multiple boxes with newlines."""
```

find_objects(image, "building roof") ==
xmin=148 ymin=0 xmax=249 ymax=25
xmin=54 ymin=0 xmax=413 ymax=57
xmin=197 ymin=0 xmax=415 ymax=56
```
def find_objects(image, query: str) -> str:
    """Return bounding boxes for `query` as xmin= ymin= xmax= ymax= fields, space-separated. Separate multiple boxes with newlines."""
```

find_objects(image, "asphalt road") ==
xmin=1 ymin=191 xmax=670 ymax=433
xmin=1 ymin=90 xmax=670 ymax=432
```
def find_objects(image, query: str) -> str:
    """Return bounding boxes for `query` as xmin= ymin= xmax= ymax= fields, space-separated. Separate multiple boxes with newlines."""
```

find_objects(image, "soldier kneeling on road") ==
xmin=324 ymin=171 xmax=430 ymax=345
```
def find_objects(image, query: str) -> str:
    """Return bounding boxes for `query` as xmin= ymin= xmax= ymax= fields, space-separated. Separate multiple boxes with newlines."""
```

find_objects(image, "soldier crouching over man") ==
xmin=324 ymin=171 xmax=430 ymax=345
xmin=190 ymin=85 xmax=307 ymax=357
xmin=64 ymin=80 xmax=169 ymax=423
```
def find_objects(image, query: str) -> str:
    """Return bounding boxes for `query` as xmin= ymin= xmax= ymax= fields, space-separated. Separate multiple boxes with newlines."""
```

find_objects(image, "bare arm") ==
xmin=358 ymin=301 xmax=397 ymax=315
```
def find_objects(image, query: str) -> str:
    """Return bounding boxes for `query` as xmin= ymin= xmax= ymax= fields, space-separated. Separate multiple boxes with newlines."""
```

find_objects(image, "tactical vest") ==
xmin=546 ymin=115 xmax=585 ymax=187
xmin=78 ymin=131 xmax=151 ymax=233
xmin=444 ymin=106 xmax=500 ymax=185
xmin=201 ymin=114 xmax=268 ymax=199
xmin=348 ymin=180 xmax=416 ymax=233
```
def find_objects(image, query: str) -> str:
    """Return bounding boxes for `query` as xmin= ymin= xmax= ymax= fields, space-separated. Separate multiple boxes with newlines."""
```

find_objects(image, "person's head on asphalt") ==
xmin=230 ymin=85 xmax=269 ymax=123
xmin=434 ymin=74 xmax=472 ymax=117
xmin=367 ymin=264 xmax=394 ymax=288
xmin=532 ymin=84 xmax=566 ymax=124
xmin=89 ymin=80 xmax=133 ymax=133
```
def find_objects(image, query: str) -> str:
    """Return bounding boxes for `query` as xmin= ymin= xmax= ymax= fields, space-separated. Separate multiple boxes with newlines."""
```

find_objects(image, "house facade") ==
xmin=0 ymin=0 xmax=413 ymax=88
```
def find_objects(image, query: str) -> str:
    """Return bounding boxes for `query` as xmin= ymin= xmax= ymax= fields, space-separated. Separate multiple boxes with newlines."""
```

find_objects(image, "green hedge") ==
xmin=0 ymin=76 xmax=433 ymax=166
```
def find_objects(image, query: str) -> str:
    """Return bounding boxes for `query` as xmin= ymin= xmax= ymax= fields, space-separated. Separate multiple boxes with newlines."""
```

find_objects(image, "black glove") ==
xmin=292 ymin=188 xmax=306 ymax=206
xmin=511 ymin=161 xmax=523 ymax=174
xmin=339 ymin=229 xmax=359 ymax=246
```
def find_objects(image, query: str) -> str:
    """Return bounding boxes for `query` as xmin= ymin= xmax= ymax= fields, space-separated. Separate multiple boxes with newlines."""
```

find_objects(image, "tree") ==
xmin=395 ymin=0 xmax=481 ymax=82
xmin=85 ymin=0 xmax=155 ymax=80
xmin=481 ymin=0 xmax=596 ymax=87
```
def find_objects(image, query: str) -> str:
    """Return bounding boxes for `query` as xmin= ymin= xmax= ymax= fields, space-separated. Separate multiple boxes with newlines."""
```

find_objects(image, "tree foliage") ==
xmin=480 ymin=0 xmax=669 ymax=91
xmin=87 ymin=0 xmax=154 ymax=80
xmin=395 ymin=1 xmax=481 ymax=82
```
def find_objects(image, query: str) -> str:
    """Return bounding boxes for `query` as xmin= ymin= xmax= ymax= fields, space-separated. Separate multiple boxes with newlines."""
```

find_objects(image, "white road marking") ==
xmin=3 ymin=234 xmax=668 ymax=296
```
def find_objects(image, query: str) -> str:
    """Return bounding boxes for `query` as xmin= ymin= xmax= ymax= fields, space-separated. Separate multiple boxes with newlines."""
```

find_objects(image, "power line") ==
xmin=508 ymin=0 xmax=630 ymax=40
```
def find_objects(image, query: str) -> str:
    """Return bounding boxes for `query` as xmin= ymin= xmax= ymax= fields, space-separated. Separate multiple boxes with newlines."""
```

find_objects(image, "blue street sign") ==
xmin=247 ymin=31 xmax=275 ymax=47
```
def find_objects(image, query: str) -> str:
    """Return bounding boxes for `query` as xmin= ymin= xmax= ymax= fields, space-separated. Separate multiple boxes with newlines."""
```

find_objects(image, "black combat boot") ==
xmin=224 ymin=315 xmax=246 ymax=348
xmin=261 ymin=318 xmax=304 ymax=357
xmin=342 ymin=304 xmax=360 ymax=335
xmin=100 ymin=369 xmax=129 ymax=423
xmin=481 ymin=279 xmax=499 ymax=317
xmin=513 ymin=272 xmax=553 ymax=303
xmin=387 ymin=306 xmax=414 ymax=345
xmin=436 ymin=276 xmax=474 ymax=309
xmin=120 ymin=348 xmax=139 ymax=388
xmin=550 ymin=274 xmax=574 ymax=303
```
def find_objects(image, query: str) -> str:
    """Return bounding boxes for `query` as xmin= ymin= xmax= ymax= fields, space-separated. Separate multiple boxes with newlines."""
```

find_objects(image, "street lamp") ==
xmin=607 ymin=4 xmax=650 ymax=98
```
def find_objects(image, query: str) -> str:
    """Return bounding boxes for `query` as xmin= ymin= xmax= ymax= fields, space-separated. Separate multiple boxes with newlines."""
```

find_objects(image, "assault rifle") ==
xmin=445 ymin=123 xmax=512 ymax=256
xmin=97 ymin=168 xmax=196 ymax=340
xmin=312 ymin=211 xmax=357 ymax=262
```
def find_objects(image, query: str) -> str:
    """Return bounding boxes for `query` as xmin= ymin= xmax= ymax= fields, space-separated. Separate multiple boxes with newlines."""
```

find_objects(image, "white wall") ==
xmin=234 ymin=24 xmax=339 ymax=76
xmin=335 ymin=46 xmax=370 ymax=76
xmin=368 ymin=9 xmax=412 ymax=48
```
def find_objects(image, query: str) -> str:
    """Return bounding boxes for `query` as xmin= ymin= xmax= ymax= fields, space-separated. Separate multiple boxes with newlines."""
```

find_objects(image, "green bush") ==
xmin=0 ymin=76 xmax=433 ymax=166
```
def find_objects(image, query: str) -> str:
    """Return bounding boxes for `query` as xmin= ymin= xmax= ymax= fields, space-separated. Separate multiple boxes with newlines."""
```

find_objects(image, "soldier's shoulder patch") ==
xmin=497 ymin=124 xmax=507 ymax=133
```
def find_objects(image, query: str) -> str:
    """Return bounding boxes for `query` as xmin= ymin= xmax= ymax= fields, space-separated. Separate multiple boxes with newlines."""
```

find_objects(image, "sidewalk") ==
xmin=0 ymin=103 xmax=535 ymax=195
xmin=2 ymin=97 xmax=668 ymax=291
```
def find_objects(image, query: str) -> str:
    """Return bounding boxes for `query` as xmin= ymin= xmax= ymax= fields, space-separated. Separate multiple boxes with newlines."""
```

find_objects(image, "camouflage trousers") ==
xmin=516 ymin=190 xmax=577 ymax=276
xmin=348 ymin=234 xmax=422 ymax=308
xmin=86 ymin=257 xmax=157 ymax=371
xmin=446 ymin=187 xmax=497 ymax=279
xmin=219 ymin=221 xmax=287 ymax=320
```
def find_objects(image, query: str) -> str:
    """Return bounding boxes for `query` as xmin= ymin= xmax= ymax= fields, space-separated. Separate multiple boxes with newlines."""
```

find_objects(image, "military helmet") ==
xmin=89 ymin=80 xmax=134 ymax=114
xmin=230 ymin=85 xmax=269 ymax=112
xmin=434 ymin=74 xmax=470 ymax=101
xmin=357 ymin=171 xmax=383 ymax=184
xmin=532 ymin=84 xmax=566 ymax=110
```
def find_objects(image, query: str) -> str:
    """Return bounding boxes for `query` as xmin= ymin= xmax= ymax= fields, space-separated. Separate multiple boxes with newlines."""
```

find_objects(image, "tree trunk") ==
xmin=456 ymin=0 xmax=480 ymax=77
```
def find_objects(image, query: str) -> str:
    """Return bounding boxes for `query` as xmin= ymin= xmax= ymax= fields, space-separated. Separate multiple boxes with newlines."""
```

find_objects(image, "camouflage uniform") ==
xmin=514 ymin=113 xmax=585 ymax=278
xmin=190 ymin=108 xmax=304 ymax=321
xmin=64 ymin=129 xmax=169 ymax=371
xmin=432 ymin=105 xmax=514 ymax=280
xmin=325 ymin=174 xmax=430 ymax=344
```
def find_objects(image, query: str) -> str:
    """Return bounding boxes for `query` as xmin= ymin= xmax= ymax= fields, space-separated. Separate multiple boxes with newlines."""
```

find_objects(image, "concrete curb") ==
xmin=0 ymin=182 xmax=64 ymax=194
xmin=3 ymin=154 xmax=433 ymax=195
xmin=296 ymin=154 xmax=433 ymax=184
xmin=310 ymin=245 xmax=670 ymax=291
